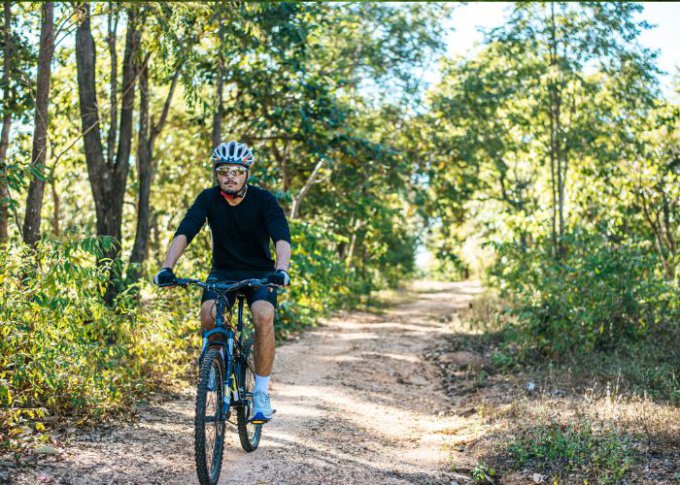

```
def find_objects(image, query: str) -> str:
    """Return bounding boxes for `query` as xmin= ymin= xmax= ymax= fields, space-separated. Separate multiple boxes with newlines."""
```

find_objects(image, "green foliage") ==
xmin=277 ymin=220 xmax=352 ymax=333
xmin=490 ymin=231 xmax=680 ymax=357
xmin=419 ymin=3 xmax=679 ymax=402
xmin=0 ymin=237 xmax=196 ymax=450
xmin=507 ymin=417 xmax=634 ymax=483
xmin=470 ymin=462 xmax=496 ymax=484
xmin=3 ymin=0 xmax=678 ymax=460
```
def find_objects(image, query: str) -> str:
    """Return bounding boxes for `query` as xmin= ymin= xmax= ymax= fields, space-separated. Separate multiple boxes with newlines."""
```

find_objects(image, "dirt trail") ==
xmin=6 ymin=281 xmax=483 ymax=485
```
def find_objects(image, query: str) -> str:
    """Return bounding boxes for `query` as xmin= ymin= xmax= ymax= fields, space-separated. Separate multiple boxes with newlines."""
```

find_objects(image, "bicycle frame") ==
xmin=199 ymin=292 xmax=245 ymax=414
xmin=175 ymin=277 xmax=276 ymax=416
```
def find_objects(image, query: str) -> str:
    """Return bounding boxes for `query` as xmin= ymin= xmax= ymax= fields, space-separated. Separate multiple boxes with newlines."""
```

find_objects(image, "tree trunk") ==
xmin=127 ymin=64 xmax=150 ymax=286
xmin=106 ymin=4 xmax=118 ymax=165
xmin=271 ymin=140 xmax=291 ymax=193
xmin=639 ymin=189 xmax=674 ymax=281
xmin=212 ymin=65 xmax=223 ymax=149
xmin=290 ymin=158 xmax=324 ymax=220
xmin=548 ymin=91 xmax=558 ymax=258
xmin=0 ymin=2 xmax=13 ymax=243
xmin=22 ymin=2 xmax=55 ymax=249
xmin=51 ymin=179 xmax=59 ymax=237
xmin=345 ymin=218 xmax=364 ymax=268
xmin=548 ymin=1 xmax=559 ymax=258
xmin=555 ymin=88 xmax=565 ymax=257
xmin=661 ymin=192 xmax=676 ymax=268
xmin=76 ymin=4 xmax=139 ymax=305
xmin=127 ymin=62 xmax=180 ymax=285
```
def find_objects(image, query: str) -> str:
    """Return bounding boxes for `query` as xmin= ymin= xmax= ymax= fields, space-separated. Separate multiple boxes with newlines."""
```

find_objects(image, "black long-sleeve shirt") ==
xmin=174 ymin=185 xmax=291 ymax=272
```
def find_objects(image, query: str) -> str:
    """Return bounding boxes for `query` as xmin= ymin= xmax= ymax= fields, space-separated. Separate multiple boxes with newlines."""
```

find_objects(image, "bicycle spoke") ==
xmin=237 ymin=338 xmax=262 ymax=451
xmin=195 ymin=349 xmax=226 ymax=484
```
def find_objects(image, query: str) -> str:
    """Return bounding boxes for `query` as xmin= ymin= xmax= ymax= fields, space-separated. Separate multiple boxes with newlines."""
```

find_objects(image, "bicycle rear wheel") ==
xmin=195 ymin=348 xmax=226 ymax=485
xmin=237 ymin=338 xmax=262 ymax=451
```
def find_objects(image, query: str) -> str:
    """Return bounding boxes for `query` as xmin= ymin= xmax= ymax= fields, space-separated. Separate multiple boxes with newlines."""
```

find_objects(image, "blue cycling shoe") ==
xmin=250 ymin=391 xmax=274 ymax=423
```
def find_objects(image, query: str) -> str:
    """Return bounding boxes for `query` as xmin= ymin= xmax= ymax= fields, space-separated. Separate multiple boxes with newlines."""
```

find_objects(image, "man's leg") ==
xmin=250 ymin=300 xmax=276 ymax=377
xmin=250 ymin=300 xmax=275 ymax=419
xmin=200 ymin=299 xmax=220 ymax=348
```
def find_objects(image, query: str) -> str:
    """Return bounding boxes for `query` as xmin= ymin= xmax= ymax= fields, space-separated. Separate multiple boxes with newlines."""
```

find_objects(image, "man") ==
xmin=153 ymin=140 xmax=291 ymax=422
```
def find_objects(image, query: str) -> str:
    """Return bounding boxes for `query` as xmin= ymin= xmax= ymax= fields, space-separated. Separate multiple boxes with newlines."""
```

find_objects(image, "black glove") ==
xmin=268 ymin=269 xmax=290 ymax=286
xmin=153 ymin=267 xmax=177 ymax=287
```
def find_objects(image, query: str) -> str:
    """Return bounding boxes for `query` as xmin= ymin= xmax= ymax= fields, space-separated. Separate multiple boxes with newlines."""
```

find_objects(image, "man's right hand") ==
xmin=153 ymin=267 xmax=177 ymax=287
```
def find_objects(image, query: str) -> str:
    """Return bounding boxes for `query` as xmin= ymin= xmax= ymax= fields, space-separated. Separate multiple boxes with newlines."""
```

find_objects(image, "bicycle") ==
xmin=173 ymin=277 xmax=279 ymax=485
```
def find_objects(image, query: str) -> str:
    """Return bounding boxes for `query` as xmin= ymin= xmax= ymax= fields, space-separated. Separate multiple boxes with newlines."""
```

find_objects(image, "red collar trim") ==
xmin=220 ymin=190 xmax=235 ymax=201
xmin=220 ymin=184 xmax=248 ymax=202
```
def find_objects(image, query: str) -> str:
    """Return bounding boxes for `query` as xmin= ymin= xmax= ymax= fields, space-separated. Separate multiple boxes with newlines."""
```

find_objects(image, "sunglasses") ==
xmin=215 ymin=166 xmax=248 ymax=177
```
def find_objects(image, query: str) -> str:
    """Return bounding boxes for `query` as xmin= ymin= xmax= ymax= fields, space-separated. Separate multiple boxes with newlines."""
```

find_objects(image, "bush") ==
xmin=274 ymin=220 xmax=353 ymax=333
xmin=489 ymin=230 xmax=680 ymax=358
xmin=0 ymin=237 xmax=196 ymax=450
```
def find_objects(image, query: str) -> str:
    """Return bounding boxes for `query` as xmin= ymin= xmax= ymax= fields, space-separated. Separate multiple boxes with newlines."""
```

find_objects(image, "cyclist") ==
xmin=153 ymin=140 xmax=291 ymax=423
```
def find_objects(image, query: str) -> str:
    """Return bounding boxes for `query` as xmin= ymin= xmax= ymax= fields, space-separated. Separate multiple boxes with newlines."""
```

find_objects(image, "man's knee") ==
xmin=200 ymin=300 xmax=217 ymax=327
xmin=251 ymin=301 xmax=275 ymax=327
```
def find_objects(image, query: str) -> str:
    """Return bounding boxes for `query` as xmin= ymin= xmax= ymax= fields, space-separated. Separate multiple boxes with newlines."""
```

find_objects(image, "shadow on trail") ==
xmin=256 ymin=412 xmax=451 ymax=485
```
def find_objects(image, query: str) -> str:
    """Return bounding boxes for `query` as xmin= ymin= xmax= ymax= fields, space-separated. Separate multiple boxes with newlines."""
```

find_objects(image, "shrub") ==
xmin=0 ymin=237 xmax=195 ymax=450
xmin=489 ymin=230 xmax=680 ymax=358
xmin=275 ymin=220 xmax=353 ymax=333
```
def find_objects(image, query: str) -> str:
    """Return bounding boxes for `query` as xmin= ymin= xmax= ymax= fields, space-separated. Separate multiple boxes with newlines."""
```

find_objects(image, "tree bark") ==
xmin=555 ymin=88 xmax=565 ymax=256
xmin=212 ymin=63 xmax=223 ymax=149
xmin=548 ymin=91 xmax=558 ymax=258
xmin=211 ymin=11 xmax=225 ymax=148
xmin=548 ymin=1 xmax=559 ymax=258
xmin=76 ymin=3 xmax=139 ymax=304
xmin=290 ymin=158 xmax=324 ymax=220
xmin=51 ymin=179 xmax=60 ymax=237
xmin=127 ymin=62 xmax=180 ymax=285
xmin=271 ymin=140 xmax=291 ymax=192
xmin=106 ymin=4 xmax=118 ymax=165
xmin=0 ymin=2 xmax=13 ymax=243
xmin=22 ymin=2 xmax=55 ymax=249
xmin=345 ymin=218 xmax=365 ymax=268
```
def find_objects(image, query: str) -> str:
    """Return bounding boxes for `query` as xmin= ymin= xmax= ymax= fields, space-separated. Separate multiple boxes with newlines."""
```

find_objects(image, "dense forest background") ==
xmin=1 ymin=1 xmax=678 ymax=458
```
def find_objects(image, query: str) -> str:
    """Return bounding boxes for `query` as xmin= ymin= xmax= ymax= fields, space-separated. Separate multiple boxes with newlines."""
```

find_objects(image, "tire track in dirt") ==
xmin=5 ymin=281 xmax=482 ymax=484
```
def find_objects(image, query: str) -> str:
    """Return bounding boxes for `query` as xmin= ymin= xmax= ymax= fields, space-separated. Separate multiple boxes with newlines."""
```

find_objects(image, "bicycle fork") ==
xmin=222 ymin=337 xmax=235 ymax=416
xmin=199 ymin=333 xmax=236 ymax=419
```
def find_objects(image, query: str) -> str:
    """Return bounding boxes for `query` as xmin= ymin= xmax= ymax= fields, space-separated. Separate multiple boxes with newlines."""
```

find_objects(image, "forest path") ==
xmin=7 ymin=280 xmax=483 ymax=484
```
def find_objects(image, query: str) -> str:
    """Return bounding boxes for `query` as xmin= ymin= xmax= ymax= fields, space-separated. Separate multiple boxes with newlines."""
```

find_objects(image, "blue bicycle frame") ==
xmin=176 ymin=277 xmax=274 ymax=415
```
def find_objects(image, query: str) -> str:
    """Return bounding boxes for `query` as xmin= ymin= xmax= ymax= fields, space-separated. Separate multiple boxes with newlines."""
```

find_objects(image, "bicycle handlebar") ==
xmin=172 ymin=277 xmax=279 ymax=293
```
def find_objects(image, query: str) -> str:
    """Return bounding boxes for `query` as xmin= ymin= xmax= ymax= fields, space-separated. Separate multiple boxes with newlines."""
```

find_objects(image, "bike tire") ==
xmin=237 ymin=338 xmax=262 ymax=451
xmin=195 ymin=348 xmax=226 ymax=485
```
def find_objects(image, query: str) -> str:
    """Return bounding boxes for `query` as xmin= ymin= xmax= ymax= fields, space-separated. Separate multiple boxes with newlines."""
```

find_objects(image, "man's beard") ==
xmin=222 ymin=180 xmax=245 ymax=195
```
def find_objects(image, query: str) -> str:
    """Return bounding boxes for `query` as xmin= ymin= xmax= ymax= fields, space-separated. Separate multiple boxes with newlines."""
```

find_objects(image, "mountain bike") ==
xmin=173 ymin=277 xmax=278 ymax=485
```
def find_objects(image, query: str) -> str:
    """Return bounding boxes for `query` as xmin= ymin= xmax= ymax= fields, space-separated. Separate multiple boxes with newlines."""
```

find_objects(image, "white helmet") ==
xmin=212 ymin=141 xmax=255 ymax=168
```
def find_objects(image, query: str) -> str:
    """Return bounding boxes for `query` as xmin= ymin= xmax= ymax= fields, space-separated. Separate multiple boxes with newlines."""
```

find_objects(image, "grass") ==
xmin=435 ymin=288 xmax=680 ymax=484
xmin=506 ymin=416 xmax=634 ymax=483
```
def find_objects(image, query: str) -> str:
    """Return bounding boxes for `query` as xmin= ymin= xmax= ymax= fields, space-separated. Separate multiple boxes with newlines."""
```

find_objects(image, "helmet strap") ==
xmin=220 ymin=183 xmax=248 ymax=202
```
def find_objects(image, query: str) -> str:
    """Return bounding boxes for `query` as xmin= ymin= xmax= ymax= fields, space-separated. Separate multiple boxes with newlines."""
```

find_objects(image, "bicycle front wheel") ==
xmin=237 ymin=338 xmax=262 ymax=451
xmin=195 ymin=348 xmax=226 ymax=485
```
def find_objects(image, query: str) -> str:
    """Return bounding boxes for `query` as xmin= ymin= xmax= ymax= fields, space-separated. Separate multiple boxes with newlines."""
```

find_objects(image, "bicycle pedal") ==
xmin=249 ymin=409 xmax=276 ymax=424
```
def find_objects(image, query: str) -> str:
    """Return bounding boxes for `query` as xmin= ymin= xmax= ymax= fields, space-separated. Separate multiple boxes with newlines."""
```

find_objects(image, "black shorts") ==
xmin=200 ymin=268 xmax=277 ymax=309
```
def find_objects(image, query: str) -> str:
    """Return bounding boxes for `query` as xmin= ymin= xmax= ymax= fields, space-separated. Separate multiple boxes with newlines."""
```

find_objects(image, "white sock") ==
xmin=254 ymin=374 xmax=270 ymax=394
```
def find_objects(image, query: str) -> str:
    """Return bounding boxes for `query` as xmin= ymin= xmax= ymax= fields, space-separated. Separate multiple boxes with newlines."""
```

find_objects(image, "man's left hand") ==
xmin=269 ymin=269 xmax=290 ymax=286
